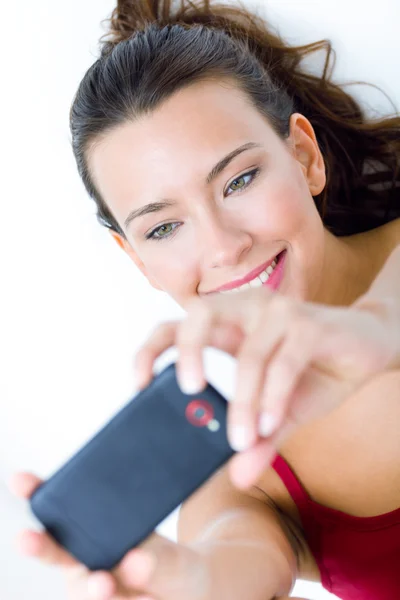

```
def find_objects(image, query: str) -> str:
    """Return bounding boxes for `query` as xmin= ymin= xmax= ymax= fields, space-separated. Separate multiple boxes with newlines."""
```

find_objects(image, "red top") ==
xmin=271 ymin=454 xmax=400 ymax=599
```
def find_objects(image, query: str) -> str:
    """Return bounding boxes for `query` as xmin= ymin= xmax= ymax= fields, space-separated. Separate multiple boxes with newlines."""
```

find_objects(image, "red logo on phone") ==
xmin=185 ymin=400 xmax=214 ymax=427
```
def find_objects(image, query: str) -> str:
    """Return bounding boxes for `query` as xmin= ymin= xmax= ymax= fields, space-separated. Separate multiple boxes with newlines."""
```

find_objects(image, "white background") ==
xmin=1 ymin=0 xmax=399 ymax=598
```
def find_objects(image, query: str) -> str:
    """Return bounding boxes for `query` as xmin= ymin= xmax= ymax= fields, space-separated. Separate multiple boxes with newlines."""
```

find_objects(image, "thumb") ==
xmin=116 ymin=533 xmax=210 ymax=600
xmin=228 ymin=418 xmax=297 ymax=490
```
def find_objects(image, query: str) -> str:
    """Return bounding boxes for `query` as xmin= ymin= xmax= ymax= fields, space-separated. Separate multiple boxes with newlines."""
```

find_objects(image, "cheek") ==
xmin=244 ymin=176 xmax=313 ymax=239
xmin=139 ymin=244 xmax=200 ymax=296
xmin=244 ymin=176 xmax=325 ymax=300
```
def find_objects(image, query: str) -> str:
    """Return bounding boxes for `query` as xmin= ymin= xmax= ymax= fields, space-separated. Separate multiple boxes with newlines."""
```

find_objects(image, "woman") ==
xmin=10 ymin=1 xmax=400 ymax=598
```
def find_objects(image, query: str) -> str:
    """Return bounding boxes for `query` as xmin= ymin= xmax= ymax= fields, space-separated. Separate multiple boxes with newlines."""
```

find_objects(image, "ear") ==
xmin=288 ymin=113 xmax=326 ymax=196
xmin=109 ymin=231 xmax=164 ymax=292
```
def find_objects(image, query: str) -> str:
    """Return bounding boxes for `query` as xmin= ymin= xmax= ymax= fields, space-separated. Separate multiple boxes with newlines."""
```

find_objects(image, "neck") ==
xmin=313 ymin=228 xmax=384 ymax=307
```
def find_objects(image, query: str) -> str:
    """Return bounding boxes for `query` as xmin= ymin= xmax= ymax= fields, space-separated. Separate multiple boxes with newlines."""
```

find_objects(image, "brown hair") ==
xmin=70 ymin=0 xmax=400 ymax=238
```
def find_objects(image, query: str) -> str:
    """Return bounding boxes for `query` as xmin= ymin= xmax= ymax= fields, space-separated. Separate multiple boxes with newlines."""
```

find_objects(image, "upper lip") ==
xmin=203 ymin=251 xmax=283 ymax=294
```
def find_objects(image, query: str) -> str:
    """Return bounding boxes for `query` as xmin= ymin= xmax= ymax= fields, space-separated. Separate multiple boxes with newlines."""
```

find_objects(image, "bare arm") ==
xmin=177 ymin=464 xmax=306 ymax=598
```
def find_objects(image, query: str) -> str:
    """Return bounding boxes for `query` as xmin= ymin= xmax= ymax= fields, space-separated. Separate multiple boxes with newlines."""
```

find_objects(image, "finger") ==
xmin=16 ymin=529 xmax=81 ymax=568
xmin=86 ymin=571 xmax=117 ymax=600
xmin=259 ymin=319 xmax=321 ymax=433
xmin=176 ymin=289 xmax=274 ymax=395
xmin=228 ymin=438 xmax=277 ymax=490
xmin=228 ymin=420 xmax=297 ymax=489
xmin=207 ymin=321 xmax=246 ymax=357
xmin=116 ymin=532 xmax=206 ymax=600
xmin=117 ymin=546 xmax=157 ymax=591
xmin=203 ymin=286 xmax=274 ymax=336
xmin=66 ymin=566 xmax=123 ymax=600
xmin=9 ymin=473 xmax=81 ymax=569
xmin=228 ymin=324 xmax=283 ymax=452
xmin=134 ymin=321 xmax=179 ymax=389
xmin=134 ymin=319 xmax=245 ymax=393
xmin=175 ymin=299 xmax=214 ymax=394
xmin=227 ymin=294 xmax=296 ymax=450
xmin=8 ymin=472 xmax=43 ymax=499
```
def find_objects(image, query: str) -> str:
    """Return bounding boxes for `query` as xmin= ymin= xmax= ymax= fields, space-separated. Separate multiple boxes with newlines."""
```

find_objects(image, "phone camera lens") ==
xmin=186 ymin=400 xmax=214 ymax=427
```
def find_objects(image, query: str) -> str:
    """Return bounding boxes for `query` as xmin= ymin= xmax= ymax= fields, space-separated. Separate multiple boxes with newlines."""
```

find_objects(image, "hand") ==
xmin=134 ymin=287 xmax=397 ymax=489
xmin=10 ymin=472 xmax=297 ymax=600
xmin=9 ymin=473 xmax=212 ymax=600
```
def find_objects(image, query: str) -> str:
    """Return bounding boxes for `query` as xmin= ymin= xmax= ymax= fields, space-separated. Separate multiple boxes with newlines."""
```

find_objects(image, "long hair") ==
xmin=70 ymin=0 xmax=400 ymax=238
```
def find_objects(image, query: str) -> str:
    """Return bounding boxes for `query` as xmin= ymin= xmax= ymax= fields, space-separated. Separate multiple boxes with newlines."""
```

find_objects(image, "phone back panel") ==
xmin=30 ymin=363 xmax=234 ymax=570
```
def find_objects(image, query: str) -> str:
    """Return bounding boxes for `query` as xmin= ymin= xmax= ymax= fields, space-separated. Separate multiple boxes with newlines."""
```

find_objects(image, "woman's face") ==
xmin=88 ymin=79 xmax=328 ymax=309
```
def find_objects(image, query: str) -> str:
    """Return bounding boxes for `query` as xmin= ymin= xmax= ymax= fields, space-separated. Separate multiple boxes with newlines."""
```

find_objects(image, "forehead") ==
xmin=88 ymin=79 xmax=277 ymax=211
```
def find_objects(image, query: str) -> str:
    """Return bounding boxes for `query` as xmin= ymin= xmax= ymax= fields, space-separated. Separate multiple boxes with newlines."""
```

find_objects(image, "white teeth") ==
xmin=249 ymin=277 xmax=263 ymax=288
xmin=221 ymin=255 xmax=280 ymax=294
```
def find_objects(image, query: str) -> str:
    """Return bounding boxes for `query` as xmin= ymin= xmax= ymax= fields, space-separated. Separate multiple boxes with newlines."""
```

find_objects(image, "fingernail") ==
xmin=229 ymin=425 xmax=254 ymax=452
xmin=259 ymin=413 xmax=278 ymax=437
xmin=134 ymin=366 xmax=149 ymax=388
xmin=135 ymin=374 xmax=149 ymax=390
xmin=179 ymin=372 xmax=204 ymax=395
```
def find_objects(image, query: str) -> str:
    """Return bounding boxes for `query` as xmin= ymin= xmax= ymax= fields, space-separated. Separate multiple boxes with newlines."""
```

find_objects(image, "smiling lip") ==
xmin=205 ymin=251 xmax=284 ymax=294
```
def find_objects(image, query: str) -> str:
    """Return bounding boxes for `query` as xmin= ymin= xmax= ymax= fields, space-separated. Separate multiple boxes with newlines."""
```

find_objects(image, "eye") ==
xmin=225 ymin=168 xmax=260 ymax=196
xmin=145 ymin=167 xmax=261 ymax=243
xmin=145 ymin=222 xmax=179 ymax=241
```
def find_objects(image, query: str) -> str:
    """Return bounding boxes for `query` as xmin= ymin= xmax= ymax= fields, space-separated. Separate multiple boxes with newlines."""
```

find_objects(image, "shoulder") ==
xmin=381 ymin=217 xmax=400 ymax=250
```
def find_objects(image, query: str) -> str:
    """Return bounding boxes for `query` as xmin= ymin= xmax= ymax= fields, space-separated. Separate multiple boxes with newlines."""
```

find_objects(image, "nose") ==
xmin=196 ymin=212 xmax=252 ymax=269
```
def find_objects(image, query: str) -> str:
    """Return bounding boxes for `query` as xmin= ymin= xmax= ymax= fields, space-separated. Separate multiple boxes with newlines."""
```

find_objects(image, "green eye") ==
xmin=146 ymin=222 xmax=178 ymax=241
xmin=230 ymin=176 xmax=246 ymax=191
xmin=145 ymin=167 xmax=261 ymax=243
xmin=155 ymin=224 xmax=173 ymax=237
xmin=226 ymin=168 xmax=260 ymax=196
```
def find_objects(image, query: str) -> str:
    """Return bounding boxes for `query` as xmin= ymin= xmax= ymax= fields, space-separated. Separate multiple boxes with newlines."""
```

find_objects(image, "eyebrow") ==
xmin=123 ymin=141 xmax=262 ymax=229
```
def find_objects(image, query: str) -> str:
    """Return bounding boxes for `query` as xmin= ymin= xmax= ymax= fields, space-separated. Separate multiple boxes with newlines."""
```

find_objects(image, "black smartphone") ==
xmin=29 ymin=362 xmax=235 ymax=571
